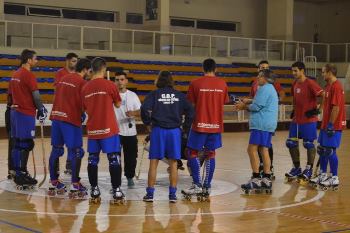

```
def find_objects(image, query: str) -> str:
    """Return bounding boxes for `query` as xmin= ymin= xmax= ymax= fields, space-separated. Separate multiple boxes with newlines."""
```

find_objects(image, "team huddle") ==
xmin=6 ymin=49 xmax=346 ymax=204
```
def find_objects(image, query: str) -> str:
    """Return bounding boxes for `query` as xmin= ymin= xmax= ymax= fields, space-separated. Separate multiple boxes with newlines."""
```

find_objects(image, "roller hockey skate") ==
xmin=181 ymin=183 xmax=203 ymax=201
xmin=14 ymin=173 xmax=36 ymax=190
xmin=201 ymin=187 xmax=211 ymax=202
xmin=89 ymin=186 xmax=101 ymax=204
xmin=285 ymin=167 xmax=302 ymax=182
xmin=260 ymin=177 xmax=273 ymax=194
xmin=319 ymin=176 xmax=339 ymax=191
xmin=309 ymin=173 xmax=328 ymax=188
xmin=48 ymin=180 xmax=66 ymax=196
xmin=297 ymin=167 xmax=312 ymax=185
xmin=69 ymin=182 xmax=88 ymax=199
xmin=110 ymin=187 xmax=126 ymax=205
xmin=241 ymin=178 xmax=262 ymax=194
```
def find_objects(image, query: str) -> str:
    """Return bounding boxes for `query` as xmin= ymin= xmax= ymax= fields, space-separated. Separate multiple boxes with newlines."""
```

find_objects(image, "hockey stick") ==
xmin=32 ymin=150 xmax=36 ymax=179
xmin=38 ymin=123 xmax=47 ymax=188
xmin=136 ymin=140 xmax=148 ymax=180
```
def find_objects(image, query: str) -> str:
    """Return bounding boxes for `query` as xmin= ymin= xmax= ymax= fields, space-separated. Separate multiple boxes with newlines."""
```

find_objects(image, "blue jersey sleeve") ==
xmin=141 ymin=92 xmax=154 ymax=125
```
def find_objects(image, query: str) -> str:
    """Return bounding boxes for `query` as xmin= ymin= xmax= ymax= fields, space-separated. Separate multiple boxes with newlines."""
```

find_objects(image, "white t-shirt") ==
xmin=114 ymin=90 xmax=141 ymax=136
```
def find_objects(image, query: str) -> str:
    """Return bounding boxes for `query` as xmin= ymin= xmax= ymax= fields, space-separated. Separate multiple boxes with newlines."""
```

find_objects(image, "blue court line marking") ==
xmin=0 ymin=219 xmax=42 ymax=233
xmin=323 ymin=229 xmax=350 ymax=233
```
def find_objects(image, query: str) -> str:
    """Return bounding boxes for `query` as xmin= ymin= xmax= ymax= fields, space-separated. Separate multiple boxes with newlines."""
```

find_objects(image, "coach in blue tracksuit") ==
xmin=141 ymin=71 xmax=194 ymax=203
xmin=234 ymin=69 xmax=278 ymax=191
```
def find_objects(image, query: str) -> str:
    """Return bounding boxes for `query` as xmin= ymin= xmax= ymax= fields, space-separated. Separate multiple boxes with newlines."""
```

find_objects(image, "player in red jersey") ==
xmin=54 ymin=53 xmax=78 ymax=86
xmin=310 ymin=64 xmax=346 ymax=189
xmin=181 ymin=58 xmax=229 ymax=200
xmin=285 ymin=61 xmax=324 ymax=182
xmin=54 ymin=52 xmax=79 ymax=175
xmin=243 ymin=60 xmax=286 ymax=179
xmin=48 ymin=58 xmax=91 ymax=197
xmin=81 ymin=57 xmax=124 ymax=203
xmin=8 ymin=49 xmax=48 ymax=187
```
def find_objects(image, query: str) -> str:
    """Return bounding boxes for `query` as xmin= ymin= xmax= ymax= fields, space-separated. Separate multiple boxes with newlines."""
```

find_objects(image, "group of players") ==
xmin=6 ymin=48 xmax=346 ymax=204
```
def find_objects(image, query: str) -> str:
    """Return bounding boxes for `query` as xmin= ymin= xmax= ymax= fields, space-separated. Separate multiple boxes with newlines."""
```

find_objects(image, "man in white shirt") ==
xmin=114 ymin=71 xmax=141 ymax=187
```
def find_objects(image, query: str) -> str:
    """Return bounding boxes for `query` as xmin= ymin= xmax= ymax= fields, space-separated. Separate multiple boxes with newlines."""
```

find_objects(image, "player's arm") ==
xmin=329 ymin=105 xmax=339 ymax=124
xmin=182 ymin=97 xmax=195 ymax=133
xmin=278 ymin=89 xmax=286 ymax=102
xmin=114 ymin=101 xmax=121 ymax=108
xmin=140 ymin=92 xmax=154 ymax=126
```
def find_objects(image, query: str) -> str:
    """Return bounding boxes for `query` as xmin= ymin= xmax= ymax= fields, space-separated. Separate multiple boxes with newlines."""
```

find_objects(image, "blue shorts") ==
xmin=149 ymin=126 xmax=181 ymax=160
xmin=51 ymin=120 xmax=83 ymax=148
xmin=289 ymin=122 xmax=317 ymax=141
xmin=10 ymin=110 xmax=36 ymax=139
xmin=318 ymin=130 xmax=342 ymax=148
xmin=249 ymin=129 xmax=273 ymax=148
xmin=187 ymin=129 xmax=222 ymax=151
xmin=88 ymin=134 xmax=121 ymax=154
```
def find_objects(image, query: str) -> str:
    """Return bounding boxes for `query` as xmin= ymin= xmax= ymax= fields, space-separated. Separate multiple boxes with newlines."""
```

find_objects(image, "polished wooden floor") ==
xmin=0 ymin=130 xmax=350 ymax=233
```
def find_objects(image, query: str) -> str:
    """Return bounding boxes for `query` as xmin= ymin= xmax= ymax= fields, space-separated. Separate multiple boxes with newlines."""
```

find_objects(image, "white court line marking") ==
xmin=0 ymin=191 xmax=325 ymax=217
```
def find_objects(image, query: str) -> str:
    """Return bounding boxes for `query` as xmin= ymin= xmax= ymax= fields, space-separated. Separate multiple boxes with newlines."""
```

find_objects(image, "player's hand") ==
xmin=233 ymin=102 xmax=246 ymax=111
xmin=242 ymin=98 xmax=251 ymax=104
xmin=36 ymin=106 xmax=48 ymax=123
xmin=126 ymin=111 xmax=135 ymax=117
xmin=326 ymin=123 xmax=335 ymax=137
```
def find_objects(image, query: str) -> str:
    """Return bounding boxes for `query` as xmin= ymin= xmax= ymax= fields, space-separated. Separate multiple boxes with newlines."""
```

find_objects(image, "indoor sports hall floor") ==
xmin=0 ymin=130 xmax=349 ymax=233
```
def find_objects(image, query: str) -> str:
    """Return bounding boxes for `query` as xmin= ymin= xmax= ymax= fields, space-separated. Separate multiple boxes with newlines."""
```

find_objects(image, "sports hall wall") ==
xmin=294 ymin=1 xmax=350 ymax=43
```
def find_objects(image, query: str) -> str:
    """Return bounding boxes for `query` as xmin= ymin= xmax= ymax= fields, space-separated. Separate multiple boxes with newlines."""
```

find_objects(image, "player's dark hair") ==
xmin=66 ymin=52 xmax=78 ymax=60
xmin=324 ymin=64 xmax=337 ymax=76
xmin=115 ymin=71 xmax=127 ymax=77
xmin=258 ymin=60 xmax=269 ymax=67
xmin=259 ymin=69 xmax=275 ymax=84
xmin=20 ymin=49 xmax=36 ymax=65
xmin=76 ymin=58 xmax=91 ymax=73
xmin=91 ymin=57 xmax=106 ymax=73
xmin=156 ymin=70 xmax=174 ymax=88
xmin=202 ymin=58 xmax=216 ymax=73
xmin=292 ymin=61 xmax=305 ymax=71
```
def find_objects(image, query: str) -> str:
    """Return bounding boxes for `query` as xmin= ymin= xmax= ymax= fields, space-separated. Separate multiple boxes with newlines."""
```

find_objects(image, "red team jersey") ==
xmin=321 ymin=80 xmax=346 ymax=130
xmin=50 ymin=73 xmax=87 ymax=127
xmin=187 ymin=76 xmax=229 ymax=133
xmin=9 ymin=67 xmax=38 ymax=116
xmin=291 ymin=78 xmax=323 ymax=124
xmin=249 ymin=79 xmax=283 ymax=98
xmin=81 ymin=78 xmax=121 ymax=139
xmin=55 ymin=68 xmax=71 ymax=86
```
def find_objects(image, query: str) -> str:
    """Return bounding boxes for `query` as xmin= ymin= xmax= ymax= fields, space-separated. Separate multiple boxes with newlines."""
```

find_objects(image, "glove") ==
xmin=290 ymin=110 xmax=294 ymax=119
xmin=305 ymin=108 xmax=320 ymax=118
xmin=81 ymin=112 xmax=86 ymax=123
xmin=326 ymin=123 xmax=335 ymax=137
xmin=36 ymin=106 xmax=48 ymax=123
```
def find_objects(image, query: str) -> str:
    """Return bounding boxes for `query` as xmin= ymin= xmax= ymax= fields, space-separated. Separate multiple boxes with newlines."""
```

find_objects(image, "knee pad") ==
xmin=186 ymin=148 xmax=198 ymax=159
xmin=286 ymin=138 xmax=298 ymax=149
xmin=69 ymin=147 xmax=85 ymax=159
xmin=16 ymin=138 xmax=35 ymax=151
xmin=317 ymin=145 xmax=334 ymax=157
xmin=51 ymin=146 xmax=64 ymax=158
xmin=88 ymin=153 xmax=100 ymax=166
xmin=107 ymin=153 xmax=121 ymax=166
xmin=205 ymin=150 xmax=215 ymax=159
xmin=303 ymin=140 xmax=315 ymax=149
